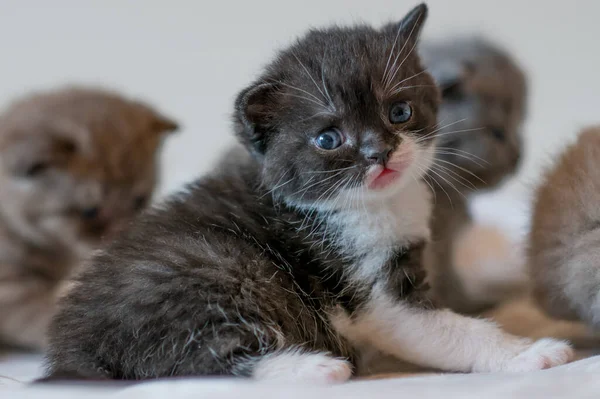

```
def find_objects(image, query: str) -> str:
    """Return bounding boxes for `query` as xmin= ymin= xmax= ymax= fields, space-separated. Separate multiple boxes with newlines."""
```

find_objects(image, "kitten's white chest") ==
xmin=331 ymin=180 xmax=432 ymax=279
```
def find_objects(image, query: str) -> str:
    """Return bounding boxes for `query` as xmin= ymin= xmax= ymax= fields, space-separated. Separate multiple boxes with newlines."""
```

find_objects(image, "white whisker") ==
xmin=430 ymin=163 xmax=477 ymax=191
xmin=434 ymin=158 xmax=486 ymax=185
xmin=387 ymin=70 xmax=429 ymax=95
xmin=291 ymin=52 xmax=333 ymax=111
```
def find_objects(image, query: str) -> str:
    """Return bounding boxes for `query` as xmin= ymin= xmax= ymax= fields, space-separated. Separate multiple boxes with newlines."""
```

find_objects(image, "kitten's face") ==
xmin=235 ymin=4 xmax=439 ymax=209
xmin=421 ymin=39 xmax=527 ymax=189
xmin=0 ymin=88 xmax=178 ymax=255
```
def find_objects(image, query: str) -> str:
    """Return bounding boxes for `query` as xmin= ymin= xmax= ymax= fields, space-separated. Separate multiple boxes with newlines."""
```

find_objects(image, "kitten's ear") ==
xmin=151 ymin=113 xmax=179 ymax=135
xmin=386 ymin=3 xmax=428 ymax=44
xmin=234 ymin=82 xmax=280 ymax=155
xmin=429 ymin=61 xmax=475 ymax=100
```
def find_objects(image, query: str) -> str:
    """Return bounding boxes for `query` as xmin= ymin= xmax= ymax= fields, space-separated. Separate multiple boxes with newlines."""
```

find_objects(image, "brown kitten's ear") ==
xmin=151 ymin=114 xmax=179 ymax=135
xmin=429 ymin=61 xmax=474 ymax=100
xmin=387 ymin=3 xmax=428 ymax=43
xmin=233 ymin=82 xmax=280 ymax=155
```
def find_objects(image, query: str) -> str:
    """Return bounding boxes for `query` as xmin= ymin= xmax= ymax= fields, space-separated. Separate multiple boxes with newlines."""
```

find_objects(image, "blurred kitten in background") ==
xmin=419 ymin=36 xmax=528 ymax=314
xmin=530 ymin=127 xmax=600 ymax=330
xmin=0 ymin=87 xmax=178 ymax=349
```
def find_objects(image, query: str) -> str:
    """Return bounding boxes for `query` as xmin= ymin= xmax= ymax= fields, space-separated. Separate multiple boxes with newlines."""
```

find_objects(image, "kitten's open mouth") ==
xmin=367 ymin=166 xmax=404 ymax=190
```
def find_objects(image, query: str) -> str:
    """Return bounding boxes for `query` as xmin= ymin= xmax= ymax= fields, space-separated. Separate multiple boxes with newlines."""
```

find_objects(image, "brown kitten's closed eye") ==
xmin=25 ymin=161 xmax=49 ymax=177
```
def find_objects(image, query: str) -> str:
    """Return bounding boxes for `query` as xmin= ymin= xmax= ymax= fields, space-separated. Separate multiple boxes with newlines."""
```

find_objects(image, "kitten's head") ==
xmin=0 ymin=87 xmax=178 ymax=255
xmin=420 ymin=37 xmax=527 ymax=189
xmin=234 ymin=4 xmax=439 ymax=209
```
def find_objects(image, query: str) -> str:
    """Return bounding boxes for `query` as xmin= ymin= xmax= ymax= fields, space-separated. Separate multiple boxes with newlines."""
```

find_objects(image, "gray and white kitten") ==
xmin=420 ymin=36 xmax=527 ymax=313
xmin=44 ymin=4 xmax=571 ymax=382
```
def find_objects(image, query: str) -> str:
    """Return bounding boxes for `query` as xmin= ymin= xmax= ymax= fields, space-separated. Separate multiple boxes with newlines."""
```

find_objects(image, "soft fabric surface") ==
xmin=2 ymin=352 xmax=600 ymax=398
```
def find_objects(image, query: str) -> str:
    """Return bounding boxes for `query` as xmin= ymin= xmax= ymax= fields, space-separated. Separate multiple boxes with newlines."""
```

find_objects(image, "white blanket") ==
xmin=2 ymin=352 xmax=600 ymax=399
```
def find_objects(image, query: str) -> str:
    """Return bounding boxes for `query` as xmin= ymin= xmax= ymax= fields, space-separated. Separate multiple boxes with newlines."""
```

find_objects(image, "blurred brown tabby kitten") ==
xmin=0 ymin=87 xmax=178 ymax=349
xmin=530 ymin=127 xmax=600 ymax=329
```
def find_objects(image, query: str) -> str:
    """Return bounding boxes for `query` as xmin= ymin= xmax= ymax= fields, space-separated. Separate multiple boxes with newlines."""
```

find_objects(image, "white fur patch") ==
xmin=252 ymin=349 xmax=352 ymax=383
xmin=329 ymin=178 xmax=432 ymax=282
xmin=331 ymin=286 xmax=574 ymax=373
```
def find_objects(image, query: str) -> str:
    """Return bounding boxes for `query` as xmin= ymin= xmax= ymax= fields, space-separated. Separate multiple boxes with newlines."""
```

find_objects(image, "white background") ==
xmin=0 ymin=0 xmax=597 ymax=200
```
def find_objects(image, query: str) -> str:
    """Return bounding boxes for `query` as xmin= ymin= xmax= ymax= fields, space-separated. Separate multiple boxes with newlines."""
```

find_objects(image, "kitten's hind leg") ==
xmin=334 ymin=288 xmax=574 ymax=373
xmin=237 ymin=347 xmax=352 ymax=384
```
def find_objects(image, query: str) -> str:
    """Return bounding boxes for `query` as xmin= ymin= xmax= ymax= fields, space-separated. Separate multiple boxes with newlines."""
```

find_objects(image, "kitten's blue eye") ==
xmin=389 ymin=101 xmax=412 ymax=124
xmin=315 ymin=129 xmax=343 ymax=150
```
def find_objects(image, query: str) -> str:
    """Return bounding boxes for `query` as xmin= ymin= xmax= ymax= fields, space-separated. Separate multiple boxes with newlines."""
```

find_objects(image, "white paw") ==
xmin=253 ymin=351 xmax=352 ymax=384
xmin=503 ymin=339 xmax=574 ymax=372
xmin=298 ymin=356 xmax=353 ymax=384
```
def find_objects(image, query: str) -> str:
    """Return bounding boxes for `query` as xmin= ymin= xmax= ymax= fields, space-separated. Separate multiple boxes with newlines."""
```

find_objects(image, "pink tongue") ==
xmin=378 ymin=168 xmax=396 ymax=178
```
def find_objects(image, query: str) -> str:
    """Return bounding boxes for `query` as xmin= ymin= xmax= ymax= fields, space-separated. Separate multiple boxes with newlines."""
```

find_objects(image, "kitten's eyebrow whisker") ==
xmin=392 ymin=38 xmax=422 ymax=86
xmin=280 ymin=93 xmax=330 ymax=111
xmin=385 ymin=17 xmax=424 ymax=92
xmin=270 ymin=80 xmax=330 ymax=110
xmin=297 ymin=111 xmax=334 ymax=123
xmin=389 ymin=84 xmax=436 ymax=96
xmin=382 ymin=18 xmax=405 ymax=86
xmin=320 ymin=52 xmax=336 ymax=110
xmin=291 ymin=52 xmax=335 ymax=111
xmin=383 ymin=13 xmax=421 ymax=90
xmin=433 ymin=127 xmax=486 ymax=139
xmin=387 ymin=70 xmax=429 ymax=95
xmin=417 ymin=126 xmax=486 ymax=144
xmin=430 ymin=118 xmax=468 ymax=133
xmin=413 ymin=119 xmax=469 ymax=142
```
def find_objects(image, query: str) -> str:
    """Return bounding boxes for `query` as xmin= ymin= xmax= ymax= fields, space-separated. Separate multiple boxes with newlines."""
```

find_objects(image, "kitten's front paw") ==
xmin=503 ymin=339 xmax=574 ymax=372
xmin=253 ymin=351 xmax=352 ymax=384
xmin=308 ymin=357 xmax=353 ymax=384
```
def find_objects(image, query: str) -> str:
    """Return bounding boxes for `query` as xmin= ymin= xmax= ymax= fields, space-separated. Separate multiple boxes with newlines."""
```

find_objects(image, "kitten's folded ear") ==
xmin=385 ymin=3 xmax=428 ymax=44
xmin=233 ymin=82 xmax=280 ymax=155
xmin=428 ymin=61 xmax=475 ymax=100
